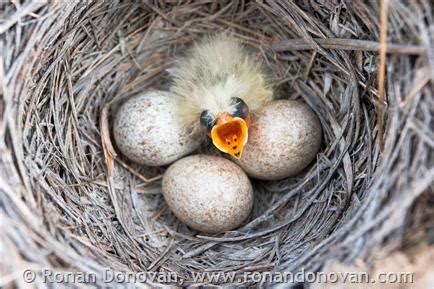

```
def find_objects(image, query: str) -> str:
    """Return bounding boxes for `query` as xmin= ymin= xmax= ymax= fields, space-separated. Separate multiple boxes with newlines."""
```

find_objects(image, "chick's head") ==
xmin=200 ymin=97 xmax=250 ymax=159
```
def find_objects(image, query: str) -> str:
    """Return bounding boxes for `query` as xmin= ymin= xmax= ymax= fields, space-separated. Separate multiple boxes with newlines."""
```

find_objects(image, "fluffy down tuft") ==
xmin=169 ymin=34 xmax=273 ymax=128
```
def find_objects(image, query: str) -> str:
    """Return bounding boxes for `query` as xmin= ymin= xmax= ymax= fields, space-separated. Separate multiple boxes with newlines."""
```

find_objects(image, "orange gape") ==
xmin=210 ymin=113 xmax=250 ymax=159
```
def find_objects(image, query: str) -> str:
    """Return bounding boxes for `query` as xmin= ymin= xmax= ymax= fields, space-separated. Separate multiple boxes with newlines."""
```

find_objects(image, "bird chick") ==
xmin=170 ymin=34 xmax=273 ymax=159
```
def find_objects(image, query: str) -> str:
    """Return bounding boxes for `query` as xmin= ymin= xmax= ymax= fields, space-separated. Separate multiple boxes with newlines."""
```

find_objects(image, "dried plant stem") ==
xmin=378 ymin=0 xmax=389 ymax=152
xmin=272 ymin=38 xmax=426 ymax=55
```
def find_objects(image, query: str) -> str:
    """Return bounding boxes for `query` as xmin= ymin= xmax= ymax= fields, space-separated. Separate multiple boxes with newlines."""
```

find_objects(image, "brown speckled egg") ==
xmin=113 ymin=91 xmax=202 ymax=166
xmin=238 ymin=100 xmax=322 ymax=180
xmin=162 ymin=155 xmax=253 ymax=233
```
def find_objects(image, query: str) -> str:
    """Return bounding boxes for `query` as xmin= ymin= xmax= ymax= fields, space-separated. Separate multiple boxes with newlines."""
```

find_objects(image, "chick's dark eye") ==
xmin=231 ymin=97 xmax=249 ymax=119
xmin=200 ymin=110 xmax=216 ymax=131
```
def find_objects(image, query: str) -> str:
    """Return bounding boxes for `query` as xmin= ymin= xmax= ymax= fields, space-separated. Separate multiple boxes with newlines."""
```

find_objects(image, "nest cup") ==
xmin=2 ymin=1 xmax=433 ymax=287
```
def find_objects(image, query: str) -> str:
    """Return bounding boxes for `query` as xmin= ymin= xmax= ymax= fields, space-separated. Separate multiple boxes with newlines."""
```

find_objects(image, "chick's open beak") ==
xmin=210 ymin=113 xmax=249 ymax=159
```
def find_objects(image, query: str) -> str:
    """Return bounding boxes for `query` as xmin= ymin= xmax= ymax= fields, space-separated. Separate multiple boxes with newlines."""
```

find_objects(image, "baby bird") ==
xmin=170 ymin=34 xmax=273 ymax=159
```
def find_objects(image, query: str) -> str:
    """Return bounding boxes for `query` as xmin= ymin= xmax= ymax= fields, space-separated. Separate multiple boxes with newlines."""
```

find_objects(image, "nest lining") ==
xmin=2 ymin=1 xmax=433 ymax=287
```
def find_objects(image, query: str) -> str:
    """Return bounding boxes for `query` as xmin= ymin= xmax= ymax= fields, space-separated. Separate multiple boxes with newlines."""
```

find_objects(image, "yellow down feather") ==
xmin=169 ymin=33 xmax=273 ymax=128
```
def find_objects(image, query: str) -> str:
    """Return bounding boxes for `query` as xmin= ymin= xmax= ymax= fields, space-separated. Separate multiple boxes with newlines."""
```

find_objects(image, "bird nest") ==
xmin=2 ymin=1 xmax=433 ymax=287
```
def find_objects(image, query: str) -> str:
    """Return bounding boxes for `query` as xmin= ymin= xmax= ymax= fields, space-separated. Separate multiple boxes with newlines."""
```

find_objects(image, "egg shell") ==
xmin=113 ymin=91 xmax=202 ymax=166
xmin=162 ymin=155 xmax=253 ymax=233
xmin=238 ymin=100 xmax=322 ymax=180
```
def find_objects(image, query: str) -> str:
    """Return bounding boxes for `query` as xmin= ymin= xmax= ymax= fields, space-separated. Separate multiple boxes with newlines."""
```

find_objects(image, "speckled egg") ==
xmin=113 ymin=91 xmax=202 ymax=166
xmin=162 ymin=155 xmax=253 ymax=233
xmin=238 ymin=100 xmax=322 ymax=180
